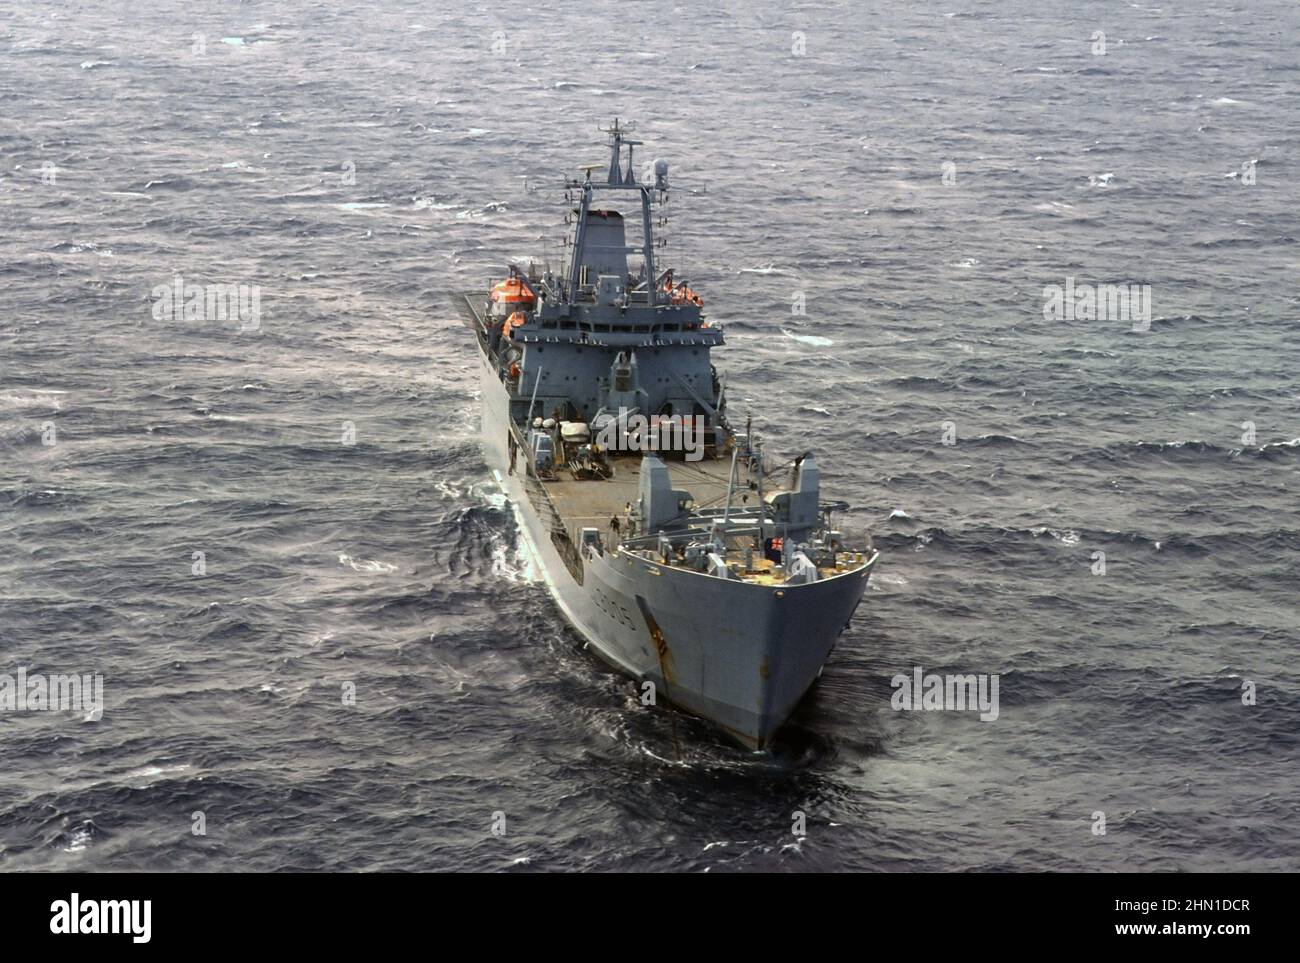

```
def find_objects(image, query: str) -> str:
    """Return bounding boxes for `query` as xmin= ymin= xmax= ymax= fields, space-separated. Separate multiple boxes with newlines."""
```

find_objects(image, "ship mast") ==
xmin=564 ymin=119 xmax=662 ymax=307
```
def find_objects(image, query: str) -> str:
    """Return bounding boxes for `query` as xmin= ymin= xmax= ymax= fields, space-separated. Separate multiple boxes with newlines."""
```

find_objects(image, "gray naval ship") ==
xmin=456 ymin=121 xmax=879 ymax=749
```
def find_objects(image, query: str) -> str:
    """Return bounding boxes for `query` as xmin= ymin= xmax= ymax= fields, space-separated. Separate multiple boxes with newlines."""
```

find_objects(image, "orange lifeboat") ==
xmin=662 ymin=279 xmax=704 ymax=307
xmin=503 ymin=310 xmax=528 ymax=337
xmin=489 ymin=277 xmax=536 ymax=316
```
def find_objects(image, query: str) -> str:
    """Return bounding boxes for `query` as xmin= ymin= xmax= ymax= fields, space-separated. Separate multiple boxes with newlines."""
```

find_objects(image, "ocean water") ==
xmin=2 ymin=0 xmax=1298 ymax=871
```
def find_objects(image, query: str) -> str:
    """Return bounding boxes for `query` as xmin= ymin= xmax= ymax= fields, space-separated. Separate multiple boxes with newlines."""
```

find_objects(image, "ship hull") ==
xmin=479 ymin=350 xmax=876 ymax=749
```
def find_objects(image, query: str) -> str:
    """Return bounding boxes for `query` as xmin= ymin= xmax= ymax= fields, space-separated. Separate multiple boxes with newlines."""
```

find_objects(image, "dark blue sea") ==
xmin=2 ymin=0 xmax=1298 ymax=871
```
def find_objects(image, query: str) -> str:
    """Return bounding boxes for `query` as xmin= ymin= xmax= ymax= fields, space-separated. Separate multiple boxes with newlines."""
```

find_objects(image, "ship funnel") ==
xmin=576 ymin=210 xmax=628 ymax=278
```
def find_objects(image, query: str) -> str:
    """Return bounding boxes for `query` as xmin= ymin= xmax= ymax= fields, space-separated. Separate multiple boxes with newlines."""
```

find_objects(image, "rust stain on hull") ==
xmin=635 ymin=595 xmax=675 ymax=688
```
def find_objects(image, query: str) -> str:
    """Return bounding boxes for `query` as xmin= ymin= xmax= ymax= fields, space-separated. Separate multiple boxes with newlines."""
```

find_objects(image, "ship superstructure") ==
xmin=456 ymin=121 xmax=878 ymax=748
